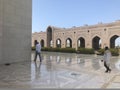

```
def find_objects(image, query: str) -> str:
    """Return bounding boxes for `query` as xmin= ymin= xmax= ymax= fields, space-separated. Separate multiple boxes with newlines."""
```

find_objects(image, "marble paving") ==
xmin=0 ymin=51 xmax=120 ymax=89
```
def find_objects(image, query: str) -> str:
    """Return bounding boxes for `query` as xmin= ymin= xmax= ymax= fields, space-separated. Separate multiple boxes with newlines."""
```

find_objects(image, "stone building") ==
xmin=32 ymin=20 xmax=120 ymax=50
xmin=0 ymin=0 xmax=32 ymax=64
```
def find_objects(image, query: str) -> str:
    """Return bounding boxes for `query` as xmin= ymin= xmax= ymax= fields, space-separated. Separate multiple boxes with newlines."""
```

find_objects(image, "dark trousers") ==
xmin=34 ymin=51 xmax=42 ymax=62
xmin=104 ymin=62 xmax=111 ymax=72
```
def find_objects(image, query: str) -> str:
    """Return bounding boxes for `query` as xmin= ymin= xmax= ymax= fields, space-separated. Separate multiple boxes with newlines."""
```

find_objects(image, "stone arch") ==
xmin=64 ymin=31 xmax=73 ymax=38
xmin=91 ymin=33 xmax=101 ymax=40
xmin=92 ymin=36 xmax=101 ymax=50
xmin=34 ymin=40 xmax=38 ymax=46
xmin=40 ymin=39 xmax=44 ymax=47
xmin=110 ymin=35 xmax=120 ymax=48
xmin=47 ymin=26 xmax=53 ymax=47
xmin=66 ymin=38 xmax=72 ymax=48
xmin=77 ymin=37 xmax=85 ymax=48
xmin=56 ymin=38 xmax=61 ymax=48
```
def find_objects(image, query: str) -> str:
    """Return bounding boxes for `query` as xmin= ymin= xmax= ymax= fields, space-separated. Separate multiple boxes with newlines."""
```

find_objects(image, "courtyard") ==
xmin=0 ymin=51 xmax=120 ymax=89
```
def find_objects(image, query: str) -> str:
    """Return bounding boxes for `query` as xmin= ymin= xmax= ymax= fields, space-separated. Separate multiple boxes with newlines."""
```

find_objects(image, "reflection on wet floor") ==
xmin=115 ymin=59 xmax=120 ymax=70
xmin=34 ymin=62 xmax=41 ymax=79
xmin=0 ymin=51 xmax=120 ymax=89
xmin=31 ymin=52 xmax=120 ymax=88
xmin=56 ymin=56 xmax=61 ymax=64
xmin=41 ymin=52 xmax=120 ymax=71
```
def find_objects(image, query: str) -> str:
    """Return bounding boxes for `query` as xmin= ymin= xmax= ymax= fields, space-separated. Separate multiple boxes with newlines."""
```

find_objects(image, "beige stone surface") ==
xmin=32 ymin=21 xmax=120 ymax=49
xmin=113 ymin=76 xmax=120 ymax=83
xmin=0 ymin=0 xmax=32 ymax=64
xmin=0 ymin=52 xmax=120 ymax=89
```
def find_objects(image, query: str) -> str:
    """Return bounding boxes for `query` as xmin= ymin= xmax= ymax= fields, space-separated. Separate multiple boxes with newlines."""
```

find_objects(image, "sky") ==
xmin=32 ymin=0 xmax=120 ymax=46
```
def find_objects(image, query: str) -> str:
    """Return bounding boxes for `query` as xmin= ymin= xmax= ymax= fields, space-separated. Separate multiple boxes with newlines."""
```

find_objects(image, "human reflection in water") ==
xmin=91 ymin=58 xmax=100 ymax=70
xmin=56 ymin=56 xmax=61 ymax=64
xmin=34 ymin=62 xmax=41 ymax=79
xmin=65 ymin=57 xmax=72 ymax=65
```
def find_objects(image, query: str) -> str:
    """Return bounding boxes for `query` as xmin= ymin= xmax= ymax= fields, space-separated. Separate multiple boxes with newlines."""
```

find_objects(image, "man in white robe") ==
xmin=103 ymin=46 xmax=111 ymax=73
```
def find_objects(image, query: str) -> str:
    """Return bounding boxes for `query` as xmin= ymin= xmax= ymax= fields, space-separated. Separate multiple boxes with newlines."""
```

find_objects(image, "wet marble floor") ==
xmin=0 ymin=51 xmax=120 ymax=89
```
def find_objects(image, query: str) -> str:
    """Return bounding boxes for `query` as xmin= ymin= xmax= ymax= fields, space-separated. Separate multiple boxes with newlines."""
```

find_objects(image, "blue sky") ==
xmin=32 ymin=0 xmax=120 ymax=45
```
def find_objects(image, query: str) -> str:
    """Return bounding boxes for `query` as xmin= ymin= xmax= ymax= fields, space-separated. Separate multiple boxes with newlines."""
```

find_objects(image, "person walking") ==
xmin=102 ymin=46 xmax=111 ymax=73
xmin=34 ymin=41 xmax=42 ymax=62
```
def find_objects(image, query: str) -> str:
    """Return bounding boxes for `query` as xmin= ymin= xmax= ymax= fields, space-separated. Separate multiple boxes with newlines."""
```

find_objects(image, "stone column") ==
xmin=0 ymin=0 xmax=3 ymax=62
xmin=0 ymin=0 xmax=32 ymax=64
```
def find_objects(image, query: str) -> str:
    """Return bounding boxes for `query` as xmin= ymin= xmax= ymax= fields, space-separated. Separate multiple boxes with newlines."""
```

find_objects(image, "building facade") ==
xmin=32 ymin=21 xmax=120 ymax=50
xmin=0 ymin=0 xmax=32 ymax=64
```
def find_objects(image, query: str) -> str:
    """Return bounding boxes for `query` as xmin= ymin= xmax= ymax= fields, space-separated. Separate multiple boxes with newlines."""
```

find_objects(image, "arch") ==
xmin=92 ymin=36 xmax=101 ymax=50
xmin=47 ymin=26 xmax=52 ymax=47
xmin=110 ymin=35 xmax=119 ymax=48
xmin=77 ymin=37 xmax=85 ymax=48
xmin=66 ymin=38 xmax=72 ymax=48
xmin=56 ymin=38 xmax=61 ymax=48
xmin=34 ymin=40 xmax=37 ymax=46
xmin=91 ymin=34 xmax=101 ymax=40
xmin=40 ymin=39 xmax=44 ymax=47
